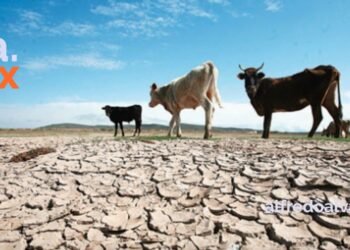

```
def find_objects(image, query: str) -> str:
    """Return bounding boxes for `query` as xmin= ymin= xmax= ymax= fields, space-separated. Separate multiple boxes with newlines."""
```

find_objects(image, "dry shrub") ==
xmin=9 ymin=147 xmax=56 ymax=163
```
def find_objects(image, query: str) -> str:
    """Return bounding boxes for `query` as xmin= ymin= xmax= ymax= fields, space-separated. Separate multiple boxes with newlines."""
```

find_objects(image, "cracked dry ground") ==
xmin=0 ymin=137 xmax=350 ymax=250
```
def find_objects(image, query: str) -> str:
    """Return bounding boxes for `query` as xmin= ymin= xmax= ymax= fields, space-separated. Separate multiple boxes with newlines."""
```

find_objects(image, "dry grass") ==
xmin=0 ymin=127 xmax=348 ymax=142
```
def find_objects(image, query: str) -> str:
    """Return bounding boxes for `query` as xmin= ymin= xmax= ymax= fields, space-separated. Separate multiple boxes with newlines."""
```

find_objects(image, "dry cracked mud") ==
xmin=0 ymin=136 xmax=349 ymax=249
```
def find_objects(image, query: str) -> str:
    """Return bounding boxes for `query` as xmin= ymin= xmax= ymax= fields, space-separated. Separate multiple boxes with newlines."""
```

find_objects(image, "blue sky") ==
xmin=0 ymin=0 xmax=350 ymax=130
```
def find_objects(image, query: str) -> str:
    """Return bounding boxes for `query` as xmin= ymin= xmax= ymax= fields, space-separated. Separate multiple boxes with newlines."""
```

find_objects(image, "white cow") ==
xmin=149 ymin=61 xmax=222 ymax=139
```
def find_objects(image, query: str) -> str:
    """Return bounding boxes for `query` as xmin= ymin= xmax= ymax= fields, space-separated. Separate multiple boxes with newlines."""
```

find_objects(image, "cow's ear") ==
xmin=257 ymin=72 xmax=265 ymax=79
xmin=237 ymin=73 xmax=245 ymax=80
xmin=102 ymin=106 xmax=106 ymax=110
xmin=151 ymin=83 xmax=157 ymax=90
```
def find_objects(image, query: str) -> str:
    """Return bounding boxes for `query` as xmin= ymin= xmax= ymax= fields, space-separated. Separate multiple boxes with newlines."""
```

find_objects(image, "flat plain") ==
xmin=0 ymin=129 xmax=349 ymax=249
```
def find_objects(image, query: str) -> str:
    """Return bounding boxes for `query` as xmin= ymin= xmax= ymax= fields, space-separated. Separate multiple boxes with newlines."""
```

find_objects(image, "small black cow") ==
xmin=102 ymin=105 xmax=142 ymax=137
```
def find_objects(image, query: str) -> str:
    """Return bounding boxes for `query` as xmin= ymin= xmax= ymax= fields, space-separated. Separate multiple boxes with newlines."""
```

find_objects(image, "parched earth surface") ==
xmin=0 ymin=136 xmax=350 ymax=250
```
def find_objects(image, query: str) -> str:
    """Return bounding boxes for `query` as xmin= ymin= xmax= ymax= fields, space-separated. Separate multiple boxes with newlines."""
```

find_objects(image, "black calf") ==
xmin=102 ymin=105 xmax=142 ymax=137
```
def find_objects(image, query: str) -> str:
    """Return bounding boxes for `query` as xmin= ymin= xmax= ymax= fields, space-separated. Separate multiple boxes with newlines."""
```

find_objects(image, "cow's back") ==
xmin=111 ymin=105 xmax=142 ymax=122
xmin=185 ymin=62 xmax=212 ymax=84
xmin=260 ymin=65 xmax=338 ymax=109
xmin=267 ymin=65 xmax=337 ymax=88
xmin=172 ymin=62 xmax=212 ymax=96
xmin=157 ymin=62 xmax=217 ymax=112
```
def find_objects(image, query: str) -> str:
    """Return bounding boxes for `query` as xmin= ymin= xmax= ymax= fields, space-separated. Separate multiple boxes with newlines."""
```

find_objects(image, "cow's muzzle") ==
xmin=246 ymin=90 xmax=256 ymax=99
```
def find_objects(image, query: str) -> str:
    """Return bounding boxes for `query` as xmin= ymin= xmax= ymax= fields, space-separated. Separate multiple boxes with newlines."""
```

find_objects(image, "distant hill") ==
xmin=37 ymin=123 xmax=257 ymax=132
xmin=38 ymin=123 xmax=112 ymax=129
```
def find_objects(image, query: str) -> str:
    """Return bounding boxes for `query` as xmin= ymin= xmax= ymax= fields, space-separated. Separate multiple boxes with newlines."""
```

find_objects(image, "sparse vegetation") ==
xmin=0 ymin=123 xmax=348 ymax=142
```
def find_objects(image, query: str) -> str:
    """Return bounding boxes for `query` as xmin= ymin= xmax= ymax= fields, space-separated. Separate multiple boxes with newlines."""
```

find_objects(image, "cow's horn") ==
xmin=239 ymin=64 xmax=245 ymax=71
xmin=256 ymin=62 xmax=264 ymax=71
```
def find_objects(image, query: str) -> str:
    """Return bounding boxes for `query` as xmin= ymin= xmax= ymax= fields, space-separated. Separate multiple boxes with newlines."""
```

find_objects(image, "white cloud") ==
xmin=1 ymin=101 xmax=349 ymax=132
xmin=265 ymin=0 xmax=283 ymax=12
xmin=207 ymin=0 xmax=229 ymax=5
xmin=23 ymin=53 xmax=124 ymax=71
xmin=9 ymin=10 xmax=43 ymax=35
xmin=188 ymin=8 xmax=216 ymax=20
xmin=91 ymin=2 xmax=139 ymax=16
xmin=107 ymin=17 xmax=175 ymax=37
xmin=91 ymin=0 xmax=217 ymax=37
xmin=97 ymin=43 xmax=121 ymax=52
xmin=48 ymin=21 xmax=95 ymax=36
xmin=230 ymin=10 xmax=252 ymax=18
xmin=20 ymin=10 xmax=42 ymax=27
xmin=10 ymin=10 xmax=95 ymax=37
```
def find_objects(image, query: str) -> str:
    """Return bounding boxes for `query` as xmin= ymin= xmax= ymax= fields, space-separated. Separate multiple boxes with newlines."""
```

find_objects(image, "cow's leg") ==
xmin=308 ymin=105 xmax=323 ymax=137
xmin=133 ymin=120 xmax=137 ymax=137
xmin=323 ymin=102 xmax=341 ymax=138
xmin=262 ymin=113 xmax=272 ymax=139
xmin=322 ymin=83 xmax=341 ymax=138
xmin=120 ymin=122 xmax=125 ymax=137
xmin=137 ymin=120 xmax=141 ymax=136
xmin=210 ymin=106 xmax=215 ymax=122
xmin=345 ymin=125 xmax=349 ymax=138
xmin=168 ymin=115 xmax=176 ymax=137
xmin=202 ymin=98 xmax=213 ymax=139
xmin=138 ymin=120 xmax=142 ymax=136
xmin=134 ymin=120 xmax=141 ymax=136
xmin=176 ymin=113 xmax=182 ymax=138
xmin=114 ymin=123 xmax=118 ymax=137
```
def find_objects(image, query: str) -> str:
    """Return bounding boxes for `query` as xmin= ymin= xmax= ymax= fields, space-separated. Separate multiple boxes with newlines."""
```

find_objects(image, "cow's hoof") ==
xmin=177 ymin=134 xmax=182 ymax=138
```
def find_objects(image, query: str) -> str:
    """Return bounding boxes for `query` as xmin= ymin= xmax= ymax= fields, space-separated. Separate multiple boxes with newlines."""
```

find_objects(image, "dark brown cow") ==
xmin=237 ymin=64 xmax=342 ymax=138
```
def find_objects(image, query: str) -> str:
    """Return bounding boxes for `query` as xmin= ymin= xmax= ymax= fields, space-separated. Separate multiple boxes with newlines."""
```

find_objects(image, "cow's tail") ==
xmin=336 ymin=70 xmax=343 ymax=120
xmin=207 ymin=62 xmax=223 ymax=108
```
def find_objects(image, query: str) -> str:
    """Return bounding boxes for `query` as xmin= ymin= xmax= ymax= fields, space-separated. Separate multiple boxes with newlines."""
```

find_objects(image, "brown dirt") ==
xmin=9 ymin=147 xmax=56 ymax=163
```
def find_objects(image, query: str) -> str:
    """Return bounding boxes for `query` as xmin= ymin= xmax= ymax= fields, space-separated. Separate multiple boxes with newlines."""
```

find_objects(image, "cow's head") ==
xmin=149 ymin=83 xmax=160 ymax=107
xmin=102 ymin=105 xmax=112 ymax=117
xmin=237 ymin=63 xmax=265 ymax=99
